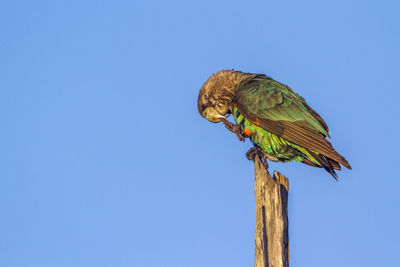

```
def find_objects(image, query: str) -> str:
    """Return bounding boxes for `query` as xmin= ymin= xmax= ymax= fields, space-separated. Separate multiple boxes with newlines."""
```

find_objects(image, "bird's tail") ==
xmin=303 ymin=150 xmax=351 ymax=180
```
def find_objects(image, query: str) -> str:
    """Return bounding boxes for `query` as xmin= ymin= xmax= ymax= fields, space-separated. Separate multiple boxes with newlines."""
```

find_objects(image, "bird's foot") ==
xmin=246 ymin=147 xmax=279 ymax=169
xmin=221 ymin=119 xmax=246 ymax=142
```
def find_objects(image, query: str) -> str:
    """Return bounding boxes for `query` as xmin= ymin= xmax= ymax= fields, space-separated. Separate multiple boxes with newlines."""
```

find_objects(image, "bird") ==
xmin=197 ymin=69 xmax=351 ymax=179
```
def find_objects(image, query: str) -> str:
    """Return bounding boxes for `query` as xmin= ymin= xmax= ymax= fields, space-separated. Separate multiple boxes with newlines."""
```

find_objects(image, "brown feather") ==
xmin=307 ymin=150 xmax=338 ymax=180
xmin=303 ymin=102 xmax=330 ymax=136
xmin=301 ymin=158 xmax=320 ymax=168
xmin=235 ymin=101 xmax=352 ymax=170
xmin=328 ymin=159 xmax=341 ymax=170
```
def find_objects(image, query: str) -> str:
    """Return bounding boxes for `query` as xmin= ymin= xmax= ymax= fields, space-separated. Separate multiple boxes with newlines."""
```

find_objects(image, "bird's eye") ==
xmin=203 ymin=94 xmax=208 ymax=100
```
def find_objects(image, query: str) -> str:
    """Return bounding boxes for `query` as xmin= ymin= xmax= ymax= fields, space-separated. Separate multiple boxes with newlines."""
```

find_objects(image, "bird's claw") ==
xmin=246 ymin=147 xmax=279 ymax=169
xmin=222 ymin=119 xmax=246 ymax=142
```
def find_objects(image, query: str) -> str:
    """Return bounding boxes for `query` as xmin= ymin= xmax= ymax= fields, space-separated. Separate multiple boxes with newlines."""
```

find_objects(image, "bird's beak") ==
xmin=202 ymin=107 xmax=228 ymax=123
xmin=216 ymin=113 xmax=228 ymax=120
xmin=210 ymin=113 xmax=228 ymax=123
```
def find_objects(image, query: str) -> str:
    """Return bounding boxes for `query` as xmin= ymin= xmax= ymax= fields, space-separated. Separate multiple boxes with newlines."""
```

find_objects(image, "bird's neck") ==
xmin=214 ymin=70 xmax=254 ymax=95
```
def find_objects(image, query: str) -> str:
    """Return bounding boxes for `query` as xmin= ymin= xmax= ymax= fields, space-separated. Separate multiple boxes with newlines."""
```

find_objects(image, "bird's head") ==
xmin=197 ymin=93 xmax=229 ymax=123
xmin=198 ymin=70 xmax=247 ymax=123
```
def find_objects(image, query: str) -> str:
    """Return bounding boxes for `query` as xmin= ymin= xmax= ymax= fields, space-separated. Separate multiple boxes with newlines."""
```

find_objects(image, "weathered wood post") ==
xmin=254 ymin=156 xmax=289 ymax=267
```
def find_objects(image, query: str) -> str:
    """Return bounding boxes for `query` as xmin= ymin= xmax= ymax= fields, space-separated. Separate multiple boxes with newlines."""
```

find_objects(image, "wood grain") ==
xmin=254 ymin=156 xmax=289 ymax=267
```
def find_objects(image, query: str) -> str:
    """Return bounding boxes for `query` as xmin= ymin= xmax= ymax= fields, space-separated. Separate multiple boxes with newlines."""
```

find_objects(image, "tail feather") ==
xmin=319 ymin=155 xmax=339 ymax=181
xmin=306 ymin=150 xmax=339 ymax=180
xmin=328 ymin=158 xmax=341 ymax=170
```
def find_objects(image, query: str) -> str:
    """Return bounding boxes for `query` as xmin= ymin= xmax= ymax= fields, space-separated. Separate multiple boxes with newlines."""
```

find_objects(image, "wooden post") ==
xmin=254 ymin=156 xmax=289 ymax=267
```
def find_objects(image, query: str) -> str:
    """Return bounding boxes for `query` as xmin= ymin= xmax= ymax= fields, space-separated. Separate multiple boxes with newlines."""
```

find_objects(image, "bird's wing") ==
xmin=234 ymin=77 xmax=351 ymax=169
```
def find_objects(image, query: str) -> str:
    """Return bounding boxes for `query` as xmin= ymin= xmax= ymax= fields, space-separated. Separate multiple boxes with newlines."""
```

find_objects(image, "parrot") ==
xmin=197 ymin=69 xmax=351 ymax=179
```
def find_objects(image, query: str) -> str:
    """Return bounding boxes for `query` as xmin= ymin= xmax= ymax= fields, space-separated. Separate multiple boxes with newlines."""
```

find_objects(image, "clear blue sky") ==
xmin=1 ymin=0 xmax=399 ymax=266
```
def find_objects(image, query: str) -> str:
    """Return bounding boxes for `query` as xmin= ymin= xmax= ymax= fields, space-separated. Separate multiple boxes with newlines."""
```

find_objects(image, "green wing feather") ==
xmin=237 ymin=77 xmax=328 ymax=136
xmin=233 ymin=76 xmax=351 ymax=175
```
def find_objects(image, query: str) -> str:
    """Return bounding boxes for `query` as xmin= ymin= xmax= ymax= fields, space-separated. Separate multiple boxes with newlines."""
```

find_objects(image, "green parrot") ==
xmin=198 ymin=70 xmax=351 ymax=179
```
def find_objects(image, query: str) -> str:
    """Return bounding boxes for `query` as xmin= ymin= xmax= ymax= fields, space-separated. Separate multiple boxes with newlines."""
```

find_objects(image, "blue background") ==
xmin=1 ymin=0 xmax=399 ymax=266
